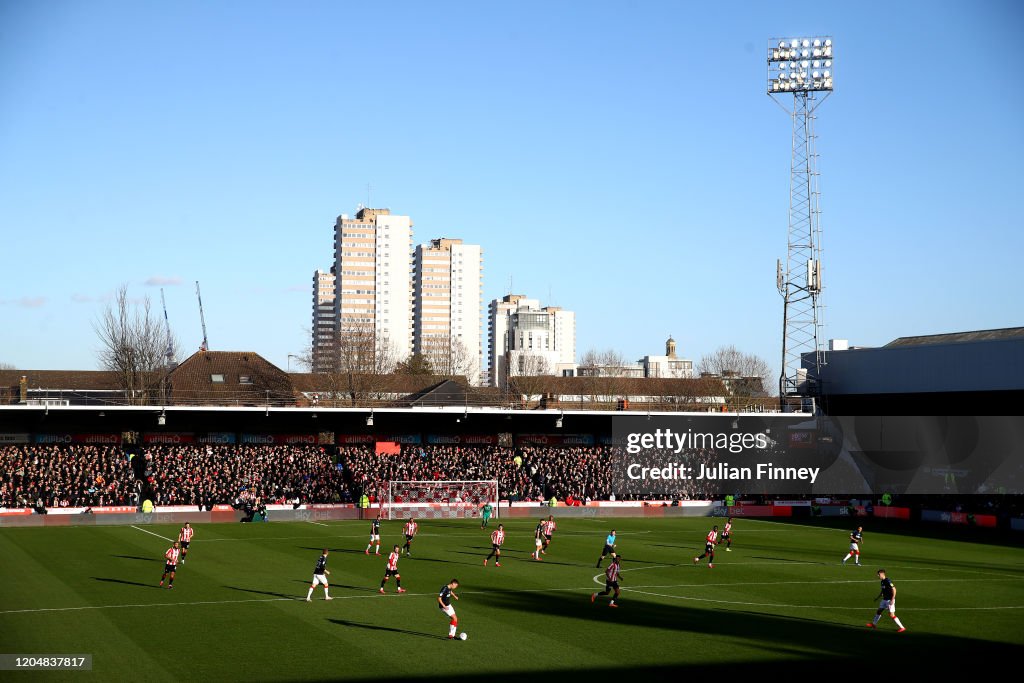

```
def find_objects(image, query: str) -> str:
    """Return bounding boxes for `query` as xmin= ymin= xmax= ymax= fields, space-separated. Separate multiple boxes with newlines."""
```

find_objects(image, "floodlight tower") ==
xmin=767 ymin=37 xmax=833 ymax=405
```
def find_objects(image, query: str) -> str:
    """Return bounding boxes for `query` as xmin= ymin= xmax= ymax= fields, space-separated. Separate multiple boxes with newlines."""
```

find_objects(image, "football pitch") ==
xmin=1 ymin=517 xmax=1022 ymax=680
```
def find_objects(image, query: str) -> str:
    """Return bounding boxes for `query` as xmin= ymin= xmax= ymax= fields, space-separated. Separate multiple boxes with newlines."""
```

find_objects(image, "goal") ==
xmin=386 ymin=480 xmax=499 ymax=520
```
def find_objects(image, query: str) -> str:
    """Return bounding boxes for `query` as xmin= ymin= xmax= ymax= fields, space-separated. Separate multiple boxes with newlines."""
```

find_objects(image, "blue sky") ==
xmin=2 ymin=0 xmax=1022 ymax=374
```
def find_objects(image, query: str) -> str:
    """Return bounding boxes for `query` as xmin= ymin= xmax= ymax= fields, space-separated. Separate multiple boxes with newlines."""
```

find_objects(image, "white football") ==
xmin=459 ymin=632 xmax=467 ymax=641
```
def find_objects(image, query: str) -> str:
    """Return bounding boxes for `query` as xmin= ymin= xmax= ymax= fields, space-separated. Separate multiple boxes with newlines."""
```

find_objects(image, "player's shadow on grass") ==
xmin=297 ymin=546 xmax=366 ymax=555
xmin=398 ymin=555 xmax=466 ymax=566
xmin=327 ymin=618 xmax=446 ymax=640
xmin=748 ymin=555 xmax=826 ymax=564
xmin=291 ymin=579 xmax=378 ymax=593
xmin=224 ymin=585 xmax=301 ymax=600
xmin=470 ymin=590 xmax=1021 ymax=664
xmin=111 ymin=554 xmax=161 ymax=563
xmin=92 ymin=576 xmax=162 ymax=589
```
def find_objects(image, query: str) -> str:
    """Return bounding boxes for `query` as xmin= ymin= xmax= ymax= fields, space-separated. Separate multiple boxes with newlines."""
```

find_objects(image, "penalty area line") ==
xmin=131 ymin=525 xmax=174 ymax=542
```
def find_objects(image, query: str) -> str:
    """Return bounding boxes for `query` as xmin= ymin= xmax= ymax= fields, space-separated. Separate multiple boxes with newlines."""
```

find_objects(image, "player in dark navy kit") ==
xmin=365 ymin=513 xmax=382 ymax=555
xmin=438 ymin=579 xmax=461 ymax=639
xmin=843 ymin=526 xmax=864 ymax=566
xmin=305 ymin=549 xmax=333 ymax=601
xmin=867 ymin=569 xmax=906 ymax=632
xmin=591 ymin=554 xmax=622 ymax=607
xmin=531 ymin=519 xmax=545 ymax=561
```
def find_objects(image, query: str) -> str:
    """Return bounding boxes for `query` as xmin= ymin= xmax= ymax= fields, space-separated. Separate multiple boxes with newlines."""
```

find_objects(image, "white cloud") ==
xmin=1 ymin=296 xmax=47 ymax=308
xmin=144 ymin=276 xmax=182 ymax=286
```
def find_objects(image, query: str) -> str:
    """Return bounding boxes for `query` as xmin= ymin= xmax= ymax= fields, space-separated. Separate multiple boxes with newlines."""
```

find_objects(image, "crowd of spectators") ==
xmin=142 ymin=444 xmax=350 ymax=507
xmin=0 ymin=443 xmax=351 ymax=510
xmin=0 ymin=444 xmax=134 ymax=509
xmin=3 ymin=442 xmax=1021 ymax=514
xmin=338 ymin=444 xmax=722 ymax=502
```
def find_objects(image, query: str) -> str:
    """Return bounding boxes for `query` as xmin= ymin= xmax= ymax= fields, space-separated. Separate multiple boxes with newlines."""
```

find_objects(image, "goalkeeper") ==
xmin=480 ymin=501 xmax=494 ymax=529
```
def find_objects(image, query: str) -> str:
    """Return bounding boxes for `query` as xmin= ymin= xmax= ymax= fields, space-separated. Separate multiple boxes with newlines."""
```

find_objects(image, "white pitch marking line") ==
xmin=307 ymin=521 xmax=329 ymax=527
xmin=0 ymin=586 xmax=593 ymax=616
xmin=131 ymin=525 xmax=174 ymax=542
xmin=622 ymin=587 xmax=1024 ymax=611
xmin=4 ymin=581 xmax=1021 ymax=617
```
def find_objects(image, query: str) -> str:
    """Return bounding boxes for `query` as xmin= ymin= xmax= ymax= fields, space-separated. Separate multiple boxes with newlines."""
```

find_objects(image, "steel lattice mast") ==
xmin=768 ymin=37 xmax=833 ymax=404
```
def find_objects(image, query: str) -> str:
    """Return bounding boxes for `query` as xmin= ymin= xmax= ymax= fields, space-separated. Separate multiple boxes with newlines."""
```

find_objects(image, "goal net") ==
xmin=386 ymin=480 xmax=499 ymax=521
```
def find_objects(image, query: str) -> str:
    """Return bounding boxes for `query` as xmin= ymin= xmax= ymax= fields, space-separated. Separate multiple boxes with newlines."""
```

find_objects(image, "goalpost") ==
xmin=386 ymin=480 xmax=499 ymax=521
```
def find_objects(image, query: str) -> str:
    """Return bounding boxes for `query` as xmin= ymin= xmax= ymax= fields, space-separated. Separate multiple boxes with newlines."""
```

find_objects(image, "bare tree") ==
xmin=0 ymin=362 xmax=15 ymax=370
xmin=94 ymin=285 xmax=178 ymax=404
xmin=578 ymin=348 xmax=635 ymax=403
xmin=505 ymin=352 xmax=552 ymax=407
xmin=423 ymin=335 xmax=477 ymax=382
xmin=698 ymin=345 xmax=773 ymax=398
xmin=579 ymin=348 xmax=630 ymax=376
xmin=316 ymin=322 xmax=398 ymax=406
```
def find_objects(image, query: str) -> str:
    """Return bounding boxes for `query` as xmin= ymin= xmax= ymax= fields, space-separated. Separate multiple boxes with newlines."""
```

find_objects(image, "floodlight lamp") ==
xmin=812 ymin=71 xmax=819 ymax=79
xmin=802 ymin=39 xmax=810 ymax=47
xmin=790 ymin=61 xmax=796 ymax=68
xmin=823 ymin=70 xmax=830 ymax=78
xmin=813 ymin=60 xmax=820 ymax=68
xmin=823 ymin=46 xmax=832 ymax=57
xmin=824 ymin=78 xmax=833 ymax=88
xmin=779 ymin=40 xmax=786 ymax=48
xmin=801 ymin=60 xmax=809 ymax=67
xmin=801 ymin=49 xmax=809 ymax=58
xmin=813 ymin=49 xmax=821 ymax=57
xmin=824 ymin=39 xmax=832 ymax=46
xmin=791 ymin=39 xmax=799 ymax=48
xmin=813 ymin=39 xmax=821 ymax=47
xmin=825 ymin=60 xmax=831 ymax=67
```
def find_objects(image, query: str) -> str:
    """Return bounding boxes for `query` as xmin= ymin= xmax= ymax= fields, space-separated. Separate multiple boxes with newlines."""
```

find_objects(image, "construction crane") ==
xmin=160 ymin=288 xmax=175 ymax=366
xmin=195 ymin=281 xmax=209 ymax=352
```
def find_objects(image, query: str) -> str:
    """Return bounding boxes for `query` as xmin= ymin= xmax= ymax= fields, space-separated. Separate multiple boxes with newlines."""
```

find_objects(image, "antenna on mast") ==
xmin=160 ymin=288 xmax=175 ymax=366
xmin=195 ymin=281 xmax=209 ymax=352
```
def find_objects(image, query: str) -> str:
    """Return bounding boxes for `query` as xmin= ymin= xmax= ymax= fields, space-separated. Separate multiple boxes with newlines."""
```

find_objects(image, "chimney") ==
xmin=19 ymin=375 xmax=28 ymax=403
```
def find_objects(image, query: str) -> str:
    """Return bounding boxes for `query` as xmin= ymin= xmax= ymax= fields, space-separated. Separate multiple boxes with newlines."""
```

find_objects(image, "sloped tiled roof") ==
xmin=166 ymin=351 xmax=295 ymax=405
xmin=0 ymin=369 xmax=124 ymax=391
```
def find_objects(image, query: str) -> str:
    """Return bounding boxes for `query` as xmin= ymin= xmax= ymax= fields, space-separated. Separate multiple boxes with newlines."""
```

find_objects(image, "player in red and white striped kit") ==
xmin=484 ymin=524 xmax=505 ymax=566
xmin=541 ymin=516 xmax=557 ymax=555
xmin=401 ymin=518 xmax=418 ymax=557
xmin=591 ymin=554 xmax=622 ymax=607
xmin=379 ymin=545 xmax=406 ymax=594
xmin=720 ymin=518 xmax=733 ymax=551
xmin=178 ymin=523 xmax=194 ymax=564
xmin=159 ymin=541 xmax=180 ymax=588
xmin=694 ymin=525 xmax=718 ymax=568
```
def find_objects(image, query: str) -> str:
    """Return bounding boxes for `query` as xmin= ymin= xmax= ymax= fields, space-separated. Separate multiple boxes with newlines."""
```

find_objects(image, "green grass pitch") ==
xmin=1 ymin=516 xmax=1022 ymax=680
